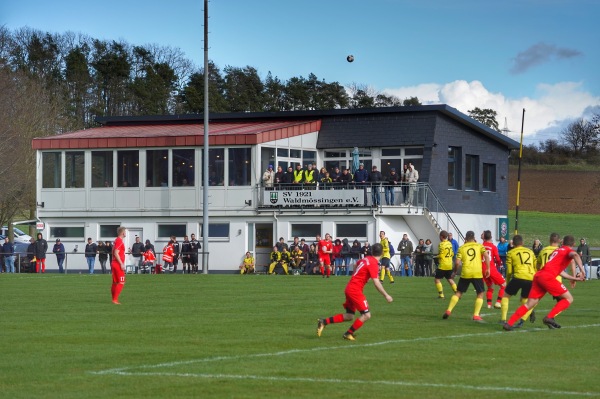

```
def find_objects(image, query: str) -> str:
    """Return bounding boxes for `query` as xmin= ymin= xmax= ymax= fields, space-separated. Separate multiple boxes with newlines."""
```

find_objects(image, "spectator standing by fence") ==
xmin=577 ymin=238 xmax=591 ymax=281
xmin=3 ymin=236 xmax=15 ymax=273
xmin=34 ymin=233 xmax=48 ymax=273
xmin=52 ymin=238 xmax=66 ymax=273
xmin=85 ymin=237 xmax=98 ymax=274
xmin=97 ymin=241 xmax=108 ymax=274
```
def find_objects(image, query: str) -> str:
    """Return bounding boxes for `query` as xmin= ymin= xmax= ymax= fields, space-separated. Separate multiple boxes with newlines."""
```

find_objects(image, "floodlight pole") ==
xmin=514 ymin=108 xmax=525 ymax=235
xmin=202 ymin=0 xmax=209 ymax=274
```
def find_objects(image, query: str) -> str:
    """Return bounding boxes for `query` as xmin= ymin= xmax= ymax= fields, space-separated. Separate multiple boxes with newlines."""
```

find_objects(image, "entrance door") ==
xmin=125 ymin=228 xmax=143 ymax=266
xmin=254 ymin=223 xmax=273 ymax=271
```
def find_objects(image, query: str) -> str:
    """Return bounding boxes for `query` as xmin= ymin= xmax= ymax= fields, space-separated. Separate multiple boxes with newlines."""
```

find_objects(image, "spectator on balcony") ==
xmin=369 ymin=165 xmax=383 ymax=207
xmin=262 ymin=164 xmax=275 ymax=189
xmin=52 ymin=238 xmax=66 ymax=273
xmin=384 ymin=168 xmax=400 ymax=206
xmin=320 ymin=171 xmax=333 ymax=189
xmin=354 ymin=163 xmax=369 ymax=185
xmin=405 ymin=163 xmax=419 ymax=206
xmin=401 ymin=164 xmax=409 ymax=203
xmin=304 ymin=163 xmax=317 ymax=188
xmin=293 ymin=164 xmax=305 ymax=186
xmin=85 ymin=237 xmax=98 ymax=274
xmin=274 ymin=165 xmax=285 ymax=190
xmin=338 ymin=167 xmax=352 ymax=188
xmin=282 ymin=165 xmax=294 ymax=188
xmin=330 ymin=166 xmax=341 ymax=183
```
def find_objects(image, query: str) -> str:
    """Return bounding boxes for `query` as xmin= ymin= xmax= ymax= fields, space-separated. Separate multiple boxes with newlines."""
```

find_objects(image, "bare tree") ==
xmin=561 ymin=118 xmax=599 ymax=153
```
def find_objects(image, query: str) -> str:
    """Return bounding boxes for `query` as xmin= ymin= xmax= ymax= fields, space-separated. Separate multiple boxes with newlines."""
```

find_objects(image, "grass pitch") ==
xmin=1 ymin=273 xmax=599 ymax=398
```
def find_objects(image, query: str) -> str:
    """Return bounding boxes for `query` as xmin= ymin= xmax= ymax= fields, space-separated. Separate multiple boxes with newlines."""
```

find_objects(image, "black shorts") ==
xmin=435 ymin=269 xmax=454 ymax=280
xmin=457 ymin=277 xmax=485 ymax=294
xmin=380 ymin=257 xmax=390 ymax=268
xmin=190 ymin=255 xmax=198 ymax=265
xmin=505 ymin=277 xmax=533 ymax=298
xmin=181 ymin=255 xmax=191 ymax=263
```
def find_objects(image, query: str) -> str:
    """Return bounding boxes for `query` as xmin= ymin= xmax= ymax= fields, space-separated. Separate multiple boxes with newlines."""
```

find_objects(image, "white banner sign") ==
xmin=264 ymin=189 xmax=366 ymax=206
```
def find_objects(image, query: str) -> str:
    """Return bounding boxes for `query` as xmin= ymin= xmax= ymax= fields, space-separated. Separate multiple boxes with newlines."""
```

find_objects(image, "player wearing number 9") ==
xmin=442 ymin=230 xmax=491 ymax=322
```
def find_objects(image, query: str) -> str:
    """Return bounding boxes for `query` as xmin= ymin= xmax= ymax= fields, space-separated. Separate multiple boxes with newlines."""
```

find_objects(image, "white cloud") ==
xmin=383 ymin=80 xmax=600 ymax=144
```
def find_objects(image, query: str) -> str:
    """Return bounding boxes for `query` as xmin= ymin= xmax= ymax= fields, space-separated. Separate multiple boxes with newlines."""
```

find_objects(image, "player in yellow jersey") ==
xmin=239 ymin=251 xmax=255 ymax=274
xmin=500 ymin=235 xmax=536 ymax=327
xmin=434 ymin=230 xmax=456 ymax=298
xmin=442 ymin=231 xmax=490 ymax=322
xmin=268 ymin=246 xmax=285 ymax=274
xmin=379 ymin=231 xmax=395 ymax=284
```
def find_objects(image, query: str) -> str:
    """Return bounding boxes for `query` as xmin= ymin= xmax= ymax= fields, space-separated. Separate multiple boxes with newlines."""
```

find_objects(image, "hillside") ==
xmin=508 ymin=167 xmax=600 ymax=214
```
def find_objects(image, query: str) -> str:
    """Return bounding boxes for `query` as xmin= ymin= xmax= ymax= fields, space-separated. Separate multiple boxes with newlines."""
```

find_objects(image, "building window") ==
xmin=201 ymin=223 xmax=230 ymax=238
xmin=117 ymin=150 xmax=139 ymax=187
xmin=336 ymin=223 xmax=367 ymax=238
xmin=65 ymin=151 xmax=84 ymax=188
xmin=146 ymin=149 xmax=168 ymax=187
xmin=99 ymin=224 xmax=120 ymax=238
xmin=158 ymin=224 xmax=187 ymax=238
xmin=50 ymin=226 xmax=85 ymax=239
xmin=303 ymin=150 xmax=316 ymax=168
xmin=290 ymin=223 xmax=321 ymax=239
xmin=482 ymin=163 xmax=496 ymax=192
xmin=277 ymin=148 xmax=289 ymax=157
xmin=465 ymin=154 xmax=479 ymax=190
xmin=207 ymin=148 xmax=224 ymax=186
xmin=228 ymin=148 xmax=251 ymax=186
xmin=380 ymin=147 xmax=423 ymax=178
xmin=92 ymin=151 xmax=113 ymax=188
xmin=261 ymin=147 xmax=275 ymax=174
xmin=448 ymin=147 xmax=461 ymax=189
xmin=42 ymin=152 xmax=62 ymax=188
xmin=172 ymin=149 xmax=195 ymax=187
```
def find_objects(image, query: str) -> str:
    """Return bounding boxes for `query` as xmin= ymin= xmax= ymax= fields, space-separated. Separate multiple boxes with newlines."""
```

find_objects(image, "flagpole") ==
xmin=514 ymin=109 xmax=525 ymax=235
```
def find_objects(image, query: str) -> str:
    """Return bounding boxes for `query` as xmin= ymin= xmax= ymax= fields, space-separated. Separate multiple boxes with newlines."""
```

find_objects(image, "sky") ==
xmin=2 ymin=0 xmax=600 ymax=145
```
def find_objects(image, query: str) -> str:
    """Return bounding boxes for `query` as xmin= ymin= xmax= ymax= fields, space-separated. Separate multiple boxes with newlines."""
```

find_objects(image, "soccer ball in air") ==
xmin=347 ymin=55 xmax=354 ymax=63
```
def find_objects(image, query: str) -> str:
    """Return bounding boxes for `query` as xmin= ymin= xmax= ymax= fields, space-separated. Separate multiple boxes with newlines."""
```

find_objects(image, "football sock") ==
xmin=387 ymin=270 xmax=394 ymax=282
xmin=451 ymin=283 xmax=457 ymax=293
xmin=548 ymin=298 xmax=570 ymax=318
xmin=380 ymin=269 xmax=385 ymax=281
xmin=501 ymin=297 xmax=510 ymax=321
xmin=474 ymin=297 xmax=483 ymax=317
xmin=346 ymin=319 xmax=364 ymax=335
xmin=111 ymin=284 xmax=116 ymax=299
xmin=114 ymin=283 xmax=124 ymax=301
xmin=497 ymin=285 xmax=505 ymax=301
xmin=320 ymin=266 xmax=324 ymax=275
xmin=325 ymin=314 xmax=345 ymax=325
xmin=326 ymin=267 xmax=331 ymax=277
xmin=520 ymin=298 xmax=532 ymax=321
xmin=447 ymin=295 xmax=459 ymax=313
xmin=486 ymin=286 xmax=493 ymax=304
xmin=435 ymin=282 xmax=444 ymax=296
xmin=507 ymin=305 xmax=528 ymax=326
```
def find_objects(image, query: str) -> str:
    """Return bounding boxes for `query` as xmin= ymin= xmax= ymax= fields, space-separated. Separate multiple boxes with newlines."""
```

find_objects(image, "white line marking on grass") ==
xmin=90 ymin=323 xmax=600 ymax=376
xmin=91 ymin=371 xmax=600 ymax=397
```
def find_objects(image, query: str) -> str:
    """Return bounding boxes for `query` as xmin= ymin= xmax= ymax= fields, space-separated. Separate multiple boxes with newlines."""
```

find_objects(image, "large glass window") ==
xmin=207 ymin=148 xmax=225 ymax=186
xmin=117 ymin=150 xmax=139 ymax=187
xmin=482 ymin=163 xmax=496 ymax=192
xmin=200 ymin=223 xmax=230 ymax=238
xmin=291 ymin=223 xmax=321 ymax=239
xmin=99 ymin=224 xmax=120 ymax=238
xmin=336 ymin=223 xmax=367 ymax=238
xmin=302 ymin=150 xmax=316 ymax=168
xmin=146 ymin=149 xmax=168 ymax=187
xmin=65 ymin=151 xmax=84 ymax=188
xmin=92 ymin=151 xmax=113 ymax=188
xmin=228 ymin=148 xmax=251 ymax=186
xmin=448 ymin=147 xmax=461 ymax=189
xmin=42 ymin=152 xmax=62 ymax=188
xmin=261 ymin=147 xmax=275 ymax=175
xmin=49 ymin=226 xmax=85 ymax=239
xmin=158 ymin=224 xmax=187 ymax=238
xmin=172 ymin=149 xmax=195 ymax=187
xmin=465 ymin=154 xmax=479 ymax=190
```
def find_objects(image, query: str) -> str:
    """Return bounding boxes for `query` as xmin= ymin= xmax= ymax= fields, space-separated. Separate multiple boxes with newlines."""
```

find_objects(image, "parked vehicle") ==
xmin=590 ymin=258 xmax=600 ymax=280
xmin=1 ymin=226 xmax=33 ymax=244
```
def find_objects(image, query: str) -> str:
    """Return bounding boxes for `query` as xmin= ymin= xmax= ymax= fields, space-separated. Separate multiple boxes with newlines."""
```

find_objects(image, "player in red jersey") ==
xmin=503 ymin=235 xmax=585 ymax=330
xmin=111 ymin=226 xmax=127 ymax=304
xmin=318 ymin=233 xmax=333 ymax=278
xmin=316 ymin=243 xmax=393 ymax=340
xmin=481 ymin=230 xmax=506 ymax=309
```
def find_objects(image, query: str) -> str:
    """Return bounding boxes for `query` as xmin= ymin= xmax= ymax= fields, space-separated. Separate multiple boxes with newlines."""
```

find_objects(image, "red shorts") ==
xmin=343 ymin=289 xmax=369 ymax=313
xmin=111 ymin=263 xmax=126 ymax=284
xmin=529 ymin=272 xmax=567 ymax=299
xmin=484 ymin=267 xmax=506 ymax=286
xmin=319 ymin=255 xmax=331 ymax=266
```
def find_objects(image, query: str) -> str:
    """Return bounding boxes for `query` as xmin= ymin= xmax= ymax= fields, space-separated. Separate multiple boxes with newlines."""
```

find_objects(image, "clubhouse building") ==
xmin=32 ymin=105 xmax=519 ymax=272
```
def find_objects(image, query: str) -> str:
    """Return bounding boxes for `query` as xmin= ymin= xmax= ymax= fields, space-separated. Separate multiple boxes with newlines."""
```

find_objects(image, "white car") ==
xmin=1 ymin=226 xmax=33 ymax=244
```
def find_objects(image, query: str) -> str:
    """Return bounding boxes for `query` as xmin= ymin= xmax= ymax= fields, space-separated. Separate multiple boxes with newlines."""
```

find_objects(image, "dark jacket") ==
xmin=369 ymin=170 xmax=383 ymax=183
xmin=52 ymin=243 xmax=66 ymax=260
xmin=354 ymin=168 xmax=369 ymax=183
xmin=85 ymin=242 xmax=98 ymax=258
xmin=2 ymin=241 xmax=14 ymax=256
xmin=34 ymin=238 xmax=48 ymax=259
xmin=385 ymin=172 xmax=400 ymax=186
xmin=398 ymin=239 xmax=414 ymax=256
xmin=341 ymin=238 xmax=352 ymax=257
xmin=131 ymin=242 xmax=145 ymax=258
xmin=350 ymin=240 xmax=362 ymax=259
xmin=98 ymin=244 xmax=109 ymax=261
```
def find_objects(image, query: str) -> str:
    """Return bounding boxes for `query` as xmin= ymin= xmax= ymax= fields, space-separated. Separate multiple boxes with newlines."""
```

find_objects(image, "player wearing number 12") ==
xmin=317 ymin=243 xmax=393 ymax=341
xmin=442 ymin=231 xmax=491 ymax=321
xmin=500 ymin=235 xmax=536 ymax=326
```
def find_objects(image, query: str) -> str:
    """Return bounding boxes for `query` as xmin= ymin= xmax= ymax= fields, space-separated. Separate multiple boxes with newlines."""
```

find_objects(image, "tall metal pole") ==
xmin=514 ymin=108 xmax=525 ymax=235
xmin=202 ymin=0 xmax=209 ymax=274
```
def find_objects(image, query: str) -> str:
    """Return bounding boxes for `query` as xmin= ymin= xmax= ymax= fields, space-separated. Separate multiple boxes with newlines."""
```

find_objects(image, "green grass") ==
xmin=508 ymin=210 xmax=600 ymax=256
xmin=1 ymin=274 xmax=599 ymax=398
